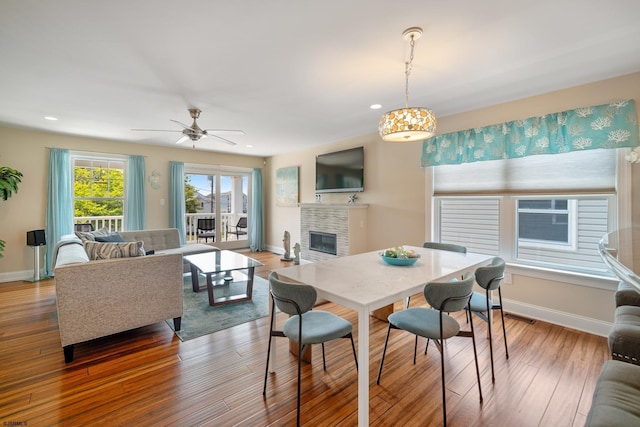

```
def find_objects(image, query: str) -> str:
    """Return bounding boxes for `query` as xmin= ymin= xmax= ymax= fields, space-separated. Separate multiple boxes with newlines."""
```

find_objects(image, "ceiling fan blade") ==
xmin=132 ymin=128 xmax=183 ymax=132
xmin=208 ymin=134 xmax=237 ymax=146
xmin=176 ymin=135 xmax=190 ymax=144
xmin=170 ymin=119 xmax=192 ymax=130
xmin=204 ymin=129 xmax=245 ymax=135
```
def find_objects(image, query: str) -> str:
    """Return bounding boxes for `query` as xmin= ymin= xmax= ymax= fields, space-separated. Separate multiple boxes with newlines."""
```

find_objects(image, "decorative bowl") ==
xmin=380 ymin=253 xmax=420 ymax=266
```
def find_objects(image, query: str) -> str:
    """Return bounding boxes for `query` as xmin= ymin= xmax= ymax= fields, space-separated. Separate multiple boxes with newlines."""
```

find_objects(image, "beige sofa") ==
xmin=54 ymin=228 xmax=218 ymax=363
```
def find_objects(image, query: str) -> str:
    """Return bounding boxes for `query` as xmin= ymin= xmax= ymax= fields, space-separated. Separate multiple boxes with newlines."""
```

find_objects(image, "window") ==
xmin=517 ymin=199 xmax=572 ymax=246
xmin=73 ymin=156 xmax=126 ymax=230
xmin=432 ymin=148 xmax=626 ymax=276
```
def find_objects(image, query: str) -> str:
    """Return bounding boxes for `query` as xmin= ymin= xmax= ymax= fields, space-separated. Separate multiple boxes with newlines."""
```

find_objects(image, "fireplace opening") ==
xmin=309 ymin=231 xmax=337 ymax=255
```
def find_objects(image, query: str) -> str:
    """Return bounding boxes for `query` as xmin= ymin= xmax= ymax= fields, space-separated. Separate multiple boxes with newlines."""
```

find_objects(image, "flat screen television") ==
xmin=315 ymin=146 xmax=364 ymax=193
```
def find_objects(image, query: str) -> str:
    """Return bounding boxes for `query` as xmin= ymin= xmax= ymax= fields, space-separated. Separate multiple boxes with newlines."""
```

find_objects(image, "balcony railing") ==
xmin=74 ymin=213 xmax=248 ymax=243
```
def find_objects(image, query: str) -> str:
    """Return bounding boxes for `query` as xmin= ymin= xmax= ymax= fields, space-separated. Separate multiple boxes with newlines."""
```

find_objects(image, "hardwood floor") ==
xmin=0 ymin=251 xmax=608 ymax=426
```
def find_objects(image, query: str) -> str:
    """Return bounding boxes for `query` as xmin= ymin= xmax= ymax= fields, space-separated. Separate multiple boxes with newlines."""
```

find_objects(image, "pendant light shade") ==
xmin=379 ymin=106 xmax=436 ymax=142
xmin=379 ymin=27 xmax=437 ymax=142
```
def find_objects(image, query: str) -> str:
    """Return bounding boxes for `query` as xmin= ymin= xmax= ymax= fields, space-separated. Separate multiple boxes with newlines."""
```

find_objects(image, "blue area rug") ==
xmin=166 ymin=272 xmax=269 ymax=341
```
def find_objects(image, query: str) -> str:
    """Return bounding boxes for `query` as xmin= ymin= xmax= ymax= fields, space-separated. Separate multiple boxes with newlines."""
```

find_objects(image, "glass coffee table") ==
xmin=185 ymin=250 xmax=263 ymax=306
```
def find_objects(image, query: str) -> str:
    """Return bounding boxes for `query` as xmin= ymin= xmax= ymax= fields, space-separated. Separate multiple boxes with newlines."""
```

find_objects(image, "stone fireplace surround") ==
xmin=300 ymin=203 xmax=368 ymax=262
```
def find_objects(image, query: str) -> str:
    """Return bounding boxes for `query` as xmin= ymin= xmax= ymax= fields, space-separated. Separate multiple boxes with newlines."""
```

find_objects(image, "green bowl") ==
xmin=380 ymin=253 xmax=420 ymax=266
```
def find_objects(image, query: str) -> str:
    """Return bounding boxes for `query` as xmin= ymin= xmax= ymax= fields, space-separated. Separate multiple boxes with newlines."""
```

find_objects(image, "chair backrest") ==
xmin=74 ymin=223 xmax=94 ymax=232
xmin=197 ymin=218 xmax=215 ymax=232
xmin=423 ymin=241 xmax=467 ymax=254
xmin=237 ymin=217 xmax=248 ymax=228
xmin=268 ymin=271 xmax=317 ymax=316
xmin=424 ymin=272 xmax=475 ymax=312
xmin=475 ymin=257 xmax=505 ymax=291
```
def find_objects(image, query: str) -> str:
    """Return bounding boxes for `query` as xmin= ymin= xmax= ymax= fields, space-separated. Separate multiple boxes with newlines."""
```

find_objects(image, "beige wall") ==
xmin=0 ymin=127 xmax=264 ymax=275
xmin=265 ymin=133 xmax=426 ymax=253
xmin=266 ymin=72 xmax=640 ymax=330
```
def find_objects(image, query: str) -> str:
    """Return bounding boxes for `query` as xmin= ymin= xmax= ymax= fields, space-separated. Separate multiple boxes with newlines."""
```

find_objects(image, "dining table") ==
xmin=274 ymin=245 xmax=493 ymax=426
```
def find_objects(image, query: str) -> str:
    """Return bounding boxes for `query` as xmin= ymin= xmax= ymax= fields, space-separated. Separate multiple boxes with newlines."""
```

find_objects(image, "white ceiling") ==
xmin=1 ymin=0 xmax=640 ymax=157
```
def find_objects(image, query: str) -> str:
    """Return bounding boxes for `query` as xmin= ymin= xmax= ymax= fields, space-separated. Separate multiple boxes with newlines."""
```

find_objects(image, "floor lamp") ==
xmin=26 ymin=229 xmax=46 ymax=282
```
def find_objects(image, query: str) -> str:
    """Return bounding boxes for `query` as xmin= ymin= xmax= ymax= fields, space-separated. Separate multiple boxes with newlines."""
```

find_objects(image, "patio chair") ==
xmin=74 ymin=223 xmax=94 ymax=232
xmin=226 ymin=216 xmax=247 ymax=240
xmin=196 ymin=218 xmax=216 ymax=243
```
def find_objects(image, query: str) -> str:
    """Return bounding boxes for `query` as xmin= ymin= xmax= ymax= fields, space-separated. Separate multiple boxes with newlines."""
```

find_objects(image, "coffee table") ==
xmin=185 ymin=250 xmax=263 ymax=306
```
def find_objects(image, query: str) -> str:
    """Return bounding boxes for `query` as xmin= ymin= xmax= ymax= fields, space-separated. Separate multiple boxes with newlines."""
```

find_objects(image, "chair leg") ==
xmin=486 ymin=290 xmax=496 ymax=383
xmin=349 ymin=333 xmax=358 ymax=370
xmin=439 ymin=344 xmax=448 ymax=427
xmin=376 ymin=324 xmax=393 ymax=384
xmin=296 ymin=342 xmax=305 ymax=427
xmin=467 ymin=307 xmax=483 ymax=403
xmin=263 ymin=301 xmax=276 ymax=396
xmin=413 ymin=334 xmax=418 ymax=364
xmin=321 ymin=343 xmax=326 ymax=370
xmin=498 ymin=287 xmax=509 ymax=359
xmin=424 ymin=338 xmax=430 ymax=355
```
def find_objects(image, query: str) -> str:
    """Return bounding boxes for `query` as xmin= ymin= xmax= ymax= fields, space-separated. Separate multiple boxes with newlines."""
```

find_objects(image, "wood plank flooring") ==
xmin=0 ymin=251 xmax=609 ymax=426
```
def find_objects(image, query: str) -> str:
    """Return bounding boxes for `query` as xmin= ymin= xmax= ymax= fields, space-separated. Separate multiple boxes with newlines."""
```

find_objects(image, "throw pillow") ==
xmin=83 ymin=241 xmax=146 ymax=260
xmin=94 ymin=232 xmax=125 ymax=242
xmin=75 ymin=231 xmax=96 ymax=242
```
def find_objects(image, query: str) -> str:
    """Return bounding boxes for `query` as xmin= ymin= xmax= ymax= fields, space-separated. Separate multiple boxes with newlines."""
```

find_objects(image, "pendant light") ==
xmin=378 ymin=27 xmax=437 ymax=142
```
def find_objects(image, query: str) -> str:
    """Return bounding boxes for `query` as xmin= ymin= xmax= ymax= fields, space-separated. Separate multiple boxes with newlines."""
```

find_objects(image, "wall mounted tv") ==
xmin=315 ymin=146 xmax=364 ymax=193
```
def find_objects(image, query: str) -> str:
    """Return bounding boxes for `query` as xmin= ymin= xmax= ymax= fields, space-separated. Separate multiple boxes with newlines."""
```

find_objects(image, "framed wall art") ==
xmin=275 ymin=166 xmax=299 ymax=207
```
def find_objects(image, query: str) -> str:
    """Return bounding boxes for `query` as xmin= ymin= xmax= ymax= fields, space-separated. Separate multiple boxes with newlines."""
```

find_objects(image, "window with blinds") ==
xmin=433 ymin=149 xmax=617 ymax=275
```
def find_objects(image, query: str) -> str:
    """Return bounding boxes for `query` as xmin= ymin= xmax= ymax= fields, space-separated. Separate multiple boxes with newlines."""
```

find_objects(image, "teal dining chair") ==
xmin=468 ymin=256 xmax=508 ymax=382
xmin=263 ymin=272 xmax=358 ymax=426
xmin=377 ymin=272 xmax=482 ymax=427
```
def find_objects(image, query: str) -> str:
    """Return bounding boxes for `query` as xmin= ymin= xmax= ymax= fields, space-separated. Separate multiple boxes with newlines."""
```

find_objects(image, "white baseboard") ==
xmin=0 ymin=269 xmax=35 ymax=283
xmin=503 ymin=298 xmax=612 ymax=337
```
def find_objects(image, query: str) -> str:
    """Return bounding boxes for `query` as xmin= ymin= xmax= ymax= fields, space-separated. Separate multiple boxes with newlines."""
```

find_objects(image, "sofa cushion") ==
xmin=83 ymin=241 xmax=146 ymax=260
xmin=119 ymin=229 xmax=181 ymax=251
xmin=94 ymin=232 xmax=125 ymax=242
xmin=585 ymin=360 xmax=640 ymax=426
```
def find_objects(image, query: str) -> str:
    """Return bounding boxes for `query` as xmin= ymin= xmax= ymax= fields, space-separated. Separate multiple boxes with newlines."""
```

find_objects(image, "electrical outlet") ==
xmin=503 ymin=272 xmax=512 ymax=284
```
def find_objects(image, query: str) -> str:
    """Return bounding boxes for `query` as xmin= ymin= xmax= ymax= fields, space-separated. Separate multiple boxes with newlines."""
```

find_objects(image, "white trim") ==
xmin=506 ymin=262 xmax=619 ymax=291
xmin=503 ymin=298 xmax=612 ymax=337
xmin=0 ymin=270 xmax=34 ymax=283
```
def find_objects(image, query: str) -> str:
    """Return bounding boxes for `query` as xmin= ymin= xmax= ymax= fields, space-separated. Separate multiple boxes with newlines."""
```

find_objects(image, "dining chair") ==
xmin=226 ymin=216 xmax=248 ymax=240
xmin=404 ymin=241 xmax=468 ymax=308
xmin=468 ymin=256 xmax=508 ymax=382
xmin=263 ymin=272 xmax=358 ymax=426
xmin=423 ymin=241 xmax=467 ymax=254
xmin=196 ymin=218 xmax=215 ymax=243
xmin=377 ymin=272 xmax=482 ymax=426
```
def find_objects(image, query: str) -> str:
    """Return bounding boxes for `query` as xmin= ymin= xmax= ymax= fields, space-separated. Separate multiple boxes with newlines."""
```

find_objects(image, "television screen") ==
xmin=315 ymin=146 xmax=364 ymax=193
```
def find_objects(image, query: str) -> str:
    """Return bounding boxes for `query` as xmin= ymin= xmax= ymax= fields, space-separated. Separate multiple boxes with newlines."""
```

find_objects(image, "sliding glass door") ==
xmin=185 ymin=165 xmax=251 ymax=250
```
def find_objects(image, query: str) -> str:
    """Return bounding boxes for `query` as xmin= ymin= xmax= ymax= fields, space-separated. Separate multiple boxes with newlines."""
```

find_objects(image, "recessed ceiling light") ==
xmin=44 ymin=116 xmax=58 ymax=121
xmin=246 ymin=144 xmax=253 ymax=148
xmin=370 ymin=104 xmax=382 ymax=110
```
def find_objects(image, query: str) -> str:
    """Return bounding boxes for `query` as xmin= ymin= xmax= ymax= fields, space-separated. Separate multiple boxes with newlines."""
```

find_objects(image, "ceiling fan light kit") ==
xmin=379 ymin=26 xmax=437 ymax=142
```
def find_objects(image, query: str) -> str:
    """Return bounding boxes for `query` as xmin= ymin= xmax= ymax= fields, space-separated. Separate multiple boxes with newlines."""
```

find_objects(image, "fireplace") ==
xmin=309 ymin=231 xmax=337 ymax=255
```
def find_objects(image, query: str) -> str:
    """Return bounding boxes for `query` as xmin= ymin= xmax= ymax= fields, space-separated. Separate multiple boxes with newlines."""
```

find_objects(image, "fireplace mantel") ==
xmin=300 ymin=203 xmax=368 ymax=262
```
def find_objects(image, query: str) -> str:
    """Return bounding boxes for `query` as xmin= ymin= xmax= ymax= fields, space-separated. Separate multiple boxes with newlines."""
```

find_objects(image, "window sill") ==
xmin=505 ymin=261 xmax=619 ymax=291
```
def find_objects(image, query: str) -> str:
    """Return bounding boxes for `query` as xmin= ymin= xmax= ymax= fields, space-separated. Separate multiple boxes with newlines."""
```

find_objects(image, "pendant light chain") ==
xmin=404 ymin=34 xmax=416 ymax=108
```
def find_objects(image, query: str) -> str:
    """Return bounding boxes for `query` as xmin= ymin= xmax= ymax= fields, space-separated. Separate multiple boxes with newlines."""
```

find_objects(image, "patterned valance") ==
xmin=421 ymin=100 xmax=639 ymax=167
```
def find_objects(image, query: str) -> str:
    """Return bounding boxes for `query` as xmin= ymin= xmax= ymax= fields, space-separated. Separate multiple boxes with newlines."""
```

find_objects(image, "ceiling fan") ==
xmin=132 ymin=108 xmax=244 ymax=147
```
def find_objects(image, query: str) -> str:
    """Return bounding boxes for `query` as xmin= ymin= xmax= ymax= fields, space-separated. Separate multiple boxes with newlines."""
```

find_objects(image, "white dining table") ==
xmin=274 ymin=245 xmax=493 ymax=426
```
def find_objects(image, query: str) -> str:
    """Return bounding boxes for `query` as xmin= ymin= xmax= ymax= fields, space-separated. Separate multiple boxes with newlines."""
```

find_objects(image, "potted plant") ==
xmin=0 ymin=166 xmax=23 ymax=258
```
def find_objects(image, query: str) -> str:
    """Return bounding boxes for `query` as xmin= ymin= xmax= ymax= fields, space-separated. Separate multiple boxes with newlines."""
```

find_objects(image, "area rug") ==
xmin=166 ymin=272 xmax=270 ymax=341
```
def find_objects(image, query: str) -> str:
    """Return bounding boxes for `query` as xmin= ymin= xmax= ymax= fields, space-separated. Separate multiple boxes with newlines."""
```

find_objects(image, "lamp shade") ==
xmin=378 ymin=107 xmax=437 ymax=142
xmin=26 ymin=229 xmax=46 ymax=246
